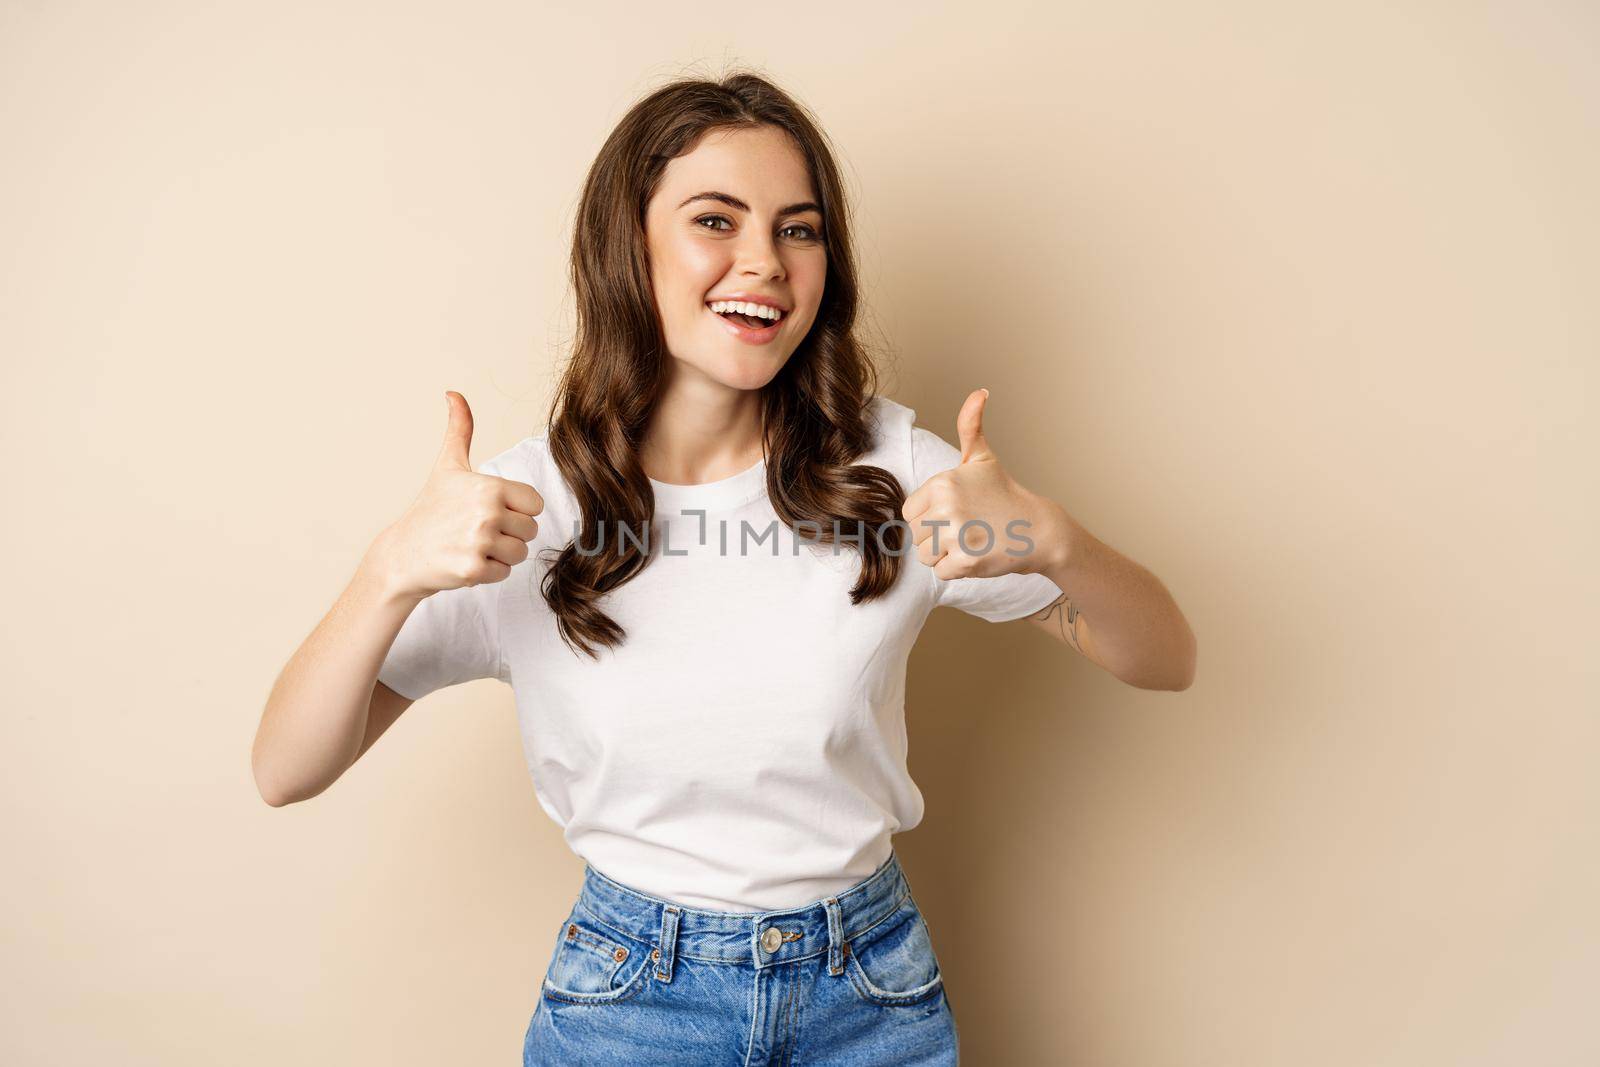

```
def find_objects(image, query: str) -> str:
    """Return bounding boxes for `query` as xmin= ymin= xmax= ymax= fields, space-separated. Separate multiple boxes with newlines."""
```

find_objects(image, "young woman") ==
xmin=254 ymin=71 xmax=1195 ymax=1066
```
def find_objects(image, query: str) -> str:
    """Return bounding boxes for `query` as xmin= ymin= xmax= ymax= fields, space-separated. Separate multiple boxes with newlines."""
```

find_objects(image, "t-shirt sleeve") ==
xmin=375 ymin=452 xmax=519 ymax=701
xmin=909 ymin=423 xmax=1066 ymax=623
xmin=376 ymin=579 xmax=508 ymax=701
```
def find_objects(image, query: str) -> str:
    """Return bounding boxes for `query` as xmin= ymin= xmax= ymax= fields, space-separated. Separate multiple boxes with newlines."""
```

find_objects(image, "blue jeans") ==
xmin=522 ymin=850 xmax=959 ymax=1065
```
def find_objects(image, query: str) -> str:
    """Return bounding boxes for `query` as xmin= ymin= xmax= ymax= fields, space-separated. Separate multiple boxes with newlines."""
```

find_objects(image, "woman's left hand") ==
xmin=901 ymin=388 xmax=1080 ymax=580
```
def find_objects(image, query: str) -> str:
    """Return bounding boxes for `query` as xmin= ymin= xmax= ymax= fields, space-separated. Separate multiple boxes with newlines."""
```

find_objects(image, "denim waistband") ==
xmin=573 ymin=851 xmax=911 ymax=982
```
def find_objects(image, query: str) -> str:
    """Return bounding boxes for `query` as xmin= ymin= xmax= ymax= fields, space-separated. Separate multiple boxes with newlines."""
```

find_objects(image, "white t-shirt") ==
xmin=377 ymin=395 xmax=1062 ymax=911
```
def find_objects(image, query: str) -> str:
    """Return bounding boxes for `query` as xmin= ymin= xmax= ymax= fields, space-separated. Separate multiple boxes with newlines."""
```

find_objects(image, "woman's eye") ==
xmin=693 ymin=215 xmax=822 ymax=242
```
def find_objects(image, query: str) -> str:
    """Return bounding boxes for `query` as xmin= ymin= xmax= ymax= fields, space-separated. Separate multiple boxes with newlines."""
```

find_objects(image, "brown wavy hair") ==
xmin=538 ymin=69 xmax=908 ymax=659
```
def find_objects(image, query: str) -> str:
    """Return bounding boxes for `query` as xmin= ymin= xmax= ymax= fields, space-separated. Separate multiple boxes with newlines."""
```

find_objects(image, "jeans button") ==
xmin=760 ymin=927 xmax=783 ymax=953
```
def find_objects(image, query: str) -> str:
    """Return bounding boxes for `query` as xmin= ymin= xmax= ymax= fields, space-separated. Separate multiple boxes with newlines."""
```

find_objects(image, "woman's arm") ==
xmin=904 ymin=387 xmax=1196 ymax=692
xmin=251 ymin=536 xmax=423 ymax=807
xmin=1025 ymin=514 xmax=1197 ymax=692
xmin=251 ymin=391 xmax=543 ymax=806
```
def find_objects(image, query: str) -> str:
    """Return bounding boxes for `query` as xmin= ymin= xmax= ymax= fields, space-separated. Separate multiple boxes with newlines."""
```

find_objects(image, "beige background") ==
xmin=3 ymin=1 xmax=1596 ymax=1064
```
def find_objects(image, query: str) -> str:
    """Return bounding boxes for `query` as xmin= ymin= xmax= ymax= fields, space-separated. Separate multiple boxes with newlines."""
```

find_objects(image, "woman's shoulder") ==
xmin=473 ymin=432 xmax=542 ymax=478
xmin=863 ymin=394 xmax=969 ymax=493
xmin=861 ymin=394 xmax=921 ymax=492
xmin=865 ymin=394 xmax=914 ymax=439
xmin=473 ymin=432 xmax=570 ymax=503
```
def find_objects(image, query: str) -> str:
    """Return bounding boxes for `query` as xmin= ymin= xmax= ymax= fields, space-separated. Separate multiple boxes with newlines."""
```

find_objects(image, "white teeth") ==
xmin=708 ymin=300 xmax=782 ymax=321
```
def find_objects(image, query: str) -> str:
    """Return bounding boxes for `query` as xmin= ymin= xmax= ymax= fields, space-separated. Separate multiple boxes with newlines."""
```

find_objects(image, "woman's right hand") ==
xmin=366 ymin=391 xmax=544 ymax=602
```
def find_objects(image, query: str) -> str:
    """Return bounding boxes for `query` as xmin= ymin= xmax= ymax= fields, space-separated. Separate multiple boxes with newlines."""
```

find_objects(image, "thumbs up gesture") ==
xmin=901 ymin=389 xmax=1076 ymax=581
xmin=367 ymin=391 xmax=545 ymax=602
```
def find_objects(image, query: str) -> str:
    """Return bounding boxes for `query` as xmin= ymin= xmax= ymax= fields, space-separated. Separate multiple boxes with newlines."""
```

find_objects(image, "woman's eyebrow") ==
xmin=677 ymin=190 xmax=822 ymax=217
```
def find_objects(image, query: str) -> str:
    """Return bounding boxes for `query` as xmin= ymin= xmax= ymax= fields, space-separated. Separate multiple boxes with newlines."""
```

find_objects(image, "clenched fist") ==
xmin=368 ymin=391 xmax=544 ymax=601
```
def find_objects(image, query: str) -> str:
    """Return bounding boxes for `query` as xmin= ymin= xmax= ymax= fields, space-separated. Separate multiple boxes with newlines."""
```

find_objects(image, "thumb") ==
xmin=957 ymin=388 xmax=993 ymax=463
xmin=436 ymin=390 xmax=474 ymax=471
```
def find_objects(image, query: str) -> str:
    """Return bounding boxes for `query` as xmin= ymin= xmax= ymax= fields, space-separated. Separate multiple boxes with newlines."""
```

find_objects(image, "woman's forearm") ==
xmin=1038 ymin=516 xmax=1196 ymax=691
xmin=251 ymin=532 xmax=422 ymax=806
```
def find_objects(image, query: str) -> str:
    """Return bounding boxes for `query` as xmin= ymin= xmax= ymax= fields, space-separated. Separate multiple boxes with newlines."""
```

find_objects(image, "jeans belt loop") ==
xmin=655 ymin=904 xmax=681 ymax=983
xmin=824 ymin=896 xmax=846 ymax=976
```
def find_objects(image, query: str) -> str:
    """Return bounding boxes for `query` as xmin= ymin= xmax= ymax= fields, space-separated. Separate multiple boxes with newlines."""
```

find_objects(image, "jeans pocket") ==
xmin=843 ymin=894 xmax=946 ymax=1007
xmin=540 ymin=906 xmax=652 ymax=1006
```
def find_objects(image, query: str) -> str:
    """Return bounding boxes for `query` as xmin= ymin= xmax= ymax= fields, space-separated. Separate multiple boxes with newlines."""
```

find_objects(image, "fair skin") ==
xmin=637 ymin=125 xmax=828 ymax=483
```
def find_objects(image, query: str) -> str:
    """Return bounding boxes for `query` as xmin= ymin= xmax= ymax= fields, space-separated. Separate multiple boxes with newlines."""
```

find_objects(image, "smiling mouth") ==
xmin=707 ymin=304 xmax=784 ymax=330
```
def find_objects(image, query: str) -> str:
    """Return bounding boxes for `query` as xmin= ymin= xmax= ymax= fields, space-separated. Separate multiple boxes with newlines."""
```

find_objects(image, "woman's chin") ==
xmin=718 ymin=360 xmax=786 ymax=392
xmin=671 ymin=350 xmax=790 ymax=392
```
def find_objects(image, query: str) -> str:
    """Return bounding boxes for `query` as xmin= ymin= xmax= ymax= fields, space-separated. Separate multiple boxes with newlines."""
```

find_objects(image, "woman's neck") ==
xmin=638 ymin=387 xmax=765 ymax=486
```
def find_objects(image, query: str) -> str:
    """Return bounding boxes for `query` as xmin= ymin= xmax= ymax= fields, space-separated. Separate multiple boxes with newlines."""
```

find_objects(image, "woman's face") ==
xmin=643 ymin=125 xmax=827 ymax=393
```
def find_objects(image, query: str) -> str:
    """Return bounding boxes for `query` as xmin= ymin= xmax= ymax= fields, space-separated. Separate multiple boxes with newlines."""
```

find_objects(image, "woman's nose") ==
xmin=734 ymin=230 xmax=784 ymax=277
